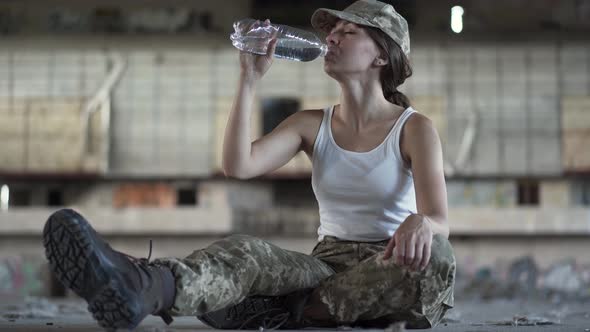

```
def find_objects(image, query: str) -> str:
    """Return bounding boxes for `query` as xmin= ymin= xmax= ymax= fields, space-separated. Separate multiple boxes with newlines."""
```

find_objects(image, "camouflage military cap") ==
xmin=311 ymin=0 xmax=410 ymax=56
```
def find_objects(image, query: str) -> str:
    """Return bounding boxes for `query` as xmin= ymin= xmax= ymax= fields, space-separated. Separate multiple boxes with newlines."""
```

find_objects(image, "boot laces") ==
xmin=122 ymin=240 xmax=154 ymax=273
xmin=122 ymin=240 xmax=174 ymax=325
xmin=227 ymin=297 xmax=291 ymax=330
xmin=239 ymin=309 xmax=290 ymax=330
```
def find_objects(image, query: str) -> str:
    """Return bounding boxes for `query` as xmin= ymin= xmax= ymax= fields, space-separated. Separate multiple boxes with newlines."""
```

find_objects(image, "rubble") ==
xmin=484 ymin=315 xmax=556 ymax=326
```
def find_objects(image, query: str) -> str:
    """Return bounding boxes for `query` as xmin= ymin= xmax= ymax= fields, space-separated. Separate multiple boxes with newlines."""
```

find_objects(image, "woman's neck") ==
xmin=337 ymin=79 xmax=397 ymax=131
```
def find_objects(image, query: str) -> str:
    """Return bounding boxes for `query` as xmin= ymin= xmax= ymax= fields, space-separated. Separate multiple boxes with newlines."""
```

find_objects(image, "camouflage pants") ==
xmin=155 ymin=233 xmax=455 ymax=328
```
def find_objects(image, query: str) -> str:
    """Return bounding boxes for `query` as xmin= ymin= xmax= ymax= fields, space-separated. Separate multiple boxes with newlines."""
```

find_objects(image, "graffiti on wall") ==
xmin=0 ymin=257 xmax=43 ymax=297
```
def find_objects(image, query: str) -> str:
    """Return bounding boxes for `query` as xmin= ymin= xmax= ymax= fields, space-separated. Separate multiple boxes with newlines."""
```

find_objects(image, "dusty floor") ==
xmin=1 ymin=297 xmax=589 ymax=332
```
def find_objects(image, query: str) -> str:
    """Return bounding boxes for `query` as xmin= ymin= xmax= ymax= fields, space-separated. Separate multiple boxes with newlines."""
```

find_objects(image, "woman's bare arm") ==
xmin=222 ymin=82 xmax=306 ymax=179
xmin=404 ymin=114 xmax=450 ymax=238
xmin=222 ymin=22 xmax=308 ymax=179
xmin=384 ymin=113 xmax=450 ymax=271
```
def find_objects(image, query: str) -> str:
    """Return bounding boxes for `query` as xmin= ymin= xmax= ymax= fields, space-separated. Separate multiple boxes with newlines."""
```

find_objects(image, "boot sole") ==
xmin=43 ymin=209 xmax=140 ymax=331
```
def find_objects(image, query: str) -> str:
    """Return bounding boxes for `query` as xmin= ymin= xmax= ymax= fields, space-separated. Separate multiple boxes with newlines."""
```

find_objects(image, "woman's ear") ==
xmin=373 ymin=57 xmax=388 ymax=66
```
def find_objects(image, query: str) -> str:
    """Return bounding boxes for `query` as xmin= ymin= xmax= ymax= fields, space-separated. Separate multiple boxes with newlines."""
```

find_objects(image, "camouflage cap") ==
xmin=311 ymin=0 xmax=410 ymax=56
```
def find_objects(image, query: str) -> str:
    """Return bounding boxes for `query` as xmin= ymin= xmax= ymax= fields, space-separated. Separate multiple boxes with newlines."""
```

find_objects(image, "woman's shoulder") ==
xmin=404 ymin=110 xmax=437 ymax=136
xmin=395 ymin=109 xmax=442 ymax=167
xmin=290 ymin=108 xmax=326 ymax=128
xmin=401 ymin=110 xmax=441 ymax=159
xmin=289 ymin=107 xmax=330 ymax=147
xmin=299 ymin=108 xmax=325 ymax=119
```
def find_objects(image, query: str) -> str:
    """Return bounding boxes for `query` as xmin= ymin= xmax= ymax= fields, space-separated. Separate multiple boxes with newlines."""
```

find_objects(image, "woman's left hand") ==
xmin=383 ymin=214 xmax=433 ymax=271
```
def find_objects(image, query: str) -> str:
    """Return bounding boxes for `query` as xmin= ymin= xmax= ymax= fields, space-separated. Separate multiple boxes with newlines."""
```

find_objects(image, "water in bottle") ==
xmin=230 ymin=18 xmax=328 ymax=62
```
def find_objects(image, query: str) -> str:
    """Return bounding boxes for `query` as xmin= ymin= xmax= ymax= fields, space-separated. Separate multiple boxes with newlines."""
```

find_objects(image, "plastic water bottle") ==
xmin=230 ymin=18 xmax=328 ymax=62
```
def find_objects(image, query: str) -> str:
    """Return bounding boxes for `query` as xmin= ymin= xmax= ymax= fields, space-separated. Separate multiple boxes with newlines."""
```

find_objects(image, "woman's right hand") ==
xmin=239 ymin=19 xmax=278 ymax=82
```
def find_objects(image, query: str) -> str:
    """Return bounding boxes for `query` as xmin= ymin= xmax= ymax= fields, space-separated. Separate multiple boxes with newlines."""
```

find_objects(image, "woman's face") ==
xmin=323 ymin=20 xmax=382 ymax=78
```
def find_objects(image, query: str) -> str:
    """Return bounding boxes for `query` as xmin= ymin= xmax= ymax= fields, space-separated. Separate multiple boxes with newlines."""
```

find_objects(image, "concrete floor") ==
xmin=1 ymin=297 xmax=589 ymax=332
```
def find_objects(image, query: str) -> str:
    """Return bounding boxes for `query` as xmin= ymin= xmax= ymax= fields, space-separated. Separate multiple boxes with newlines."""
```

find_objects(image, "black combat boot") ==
xmin=43 ymin=208 xmax=176 ymax=331
xmin=197 ymin=288 xmax=314 ymax=330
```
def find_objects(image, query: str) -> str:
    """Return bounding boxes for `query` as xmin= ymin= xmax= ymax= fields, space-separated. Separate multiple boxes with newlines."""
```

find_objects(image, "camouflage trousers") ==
xmin=155 ymin=233 xmax=455 ymax=328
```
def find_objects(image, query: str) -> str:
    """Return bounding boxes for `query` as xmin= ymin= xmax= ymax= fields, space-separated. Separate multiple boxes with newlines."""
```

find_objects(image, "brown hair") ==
xmin=364 ymin=27 xmax=413 ymax=109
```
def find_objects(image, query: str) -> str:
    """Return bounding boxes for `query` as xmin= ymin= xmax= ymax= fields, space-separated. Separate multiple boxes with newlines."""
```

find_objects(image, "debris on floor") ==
xmin=487 ymin=315 xmax=556 ymax=326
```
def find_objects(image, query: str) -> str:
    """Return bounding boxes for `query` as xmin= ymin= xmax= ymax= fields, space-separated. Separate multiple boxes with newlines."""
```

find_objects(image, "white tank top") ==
xmin=311 ymin=105 xmax=418 ymax=242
